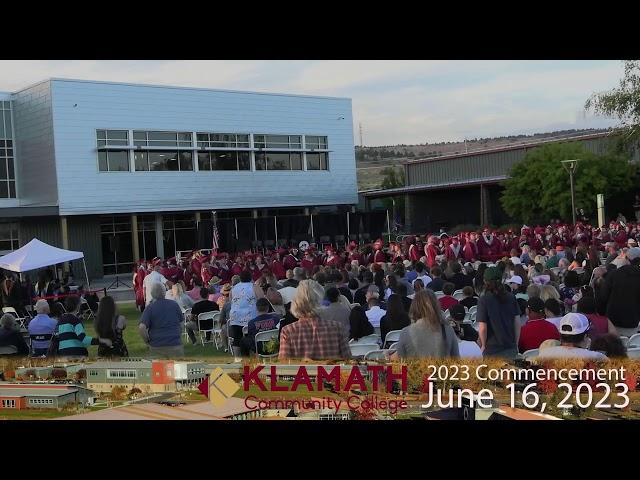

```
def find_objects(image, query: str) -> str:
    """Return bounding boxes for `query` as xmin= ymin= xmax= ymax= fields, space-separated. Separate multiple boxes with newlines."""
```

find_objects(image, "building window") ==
xmin=1 ymin=399 xmax=16 ymax=408
xmin=255 ymin=152 xmax=303 ymax=171
xmin=134 ymin=151 xmax=193 ymax=171
xmin=89 ymin=370 xmax=98 ymax=376
xmin=98 ymin=150 xmax=130 ymax=172
xmin=254 ymin=135 xmax=302 ymax=149
xmin=163 ymin=214 xmax=196 ymax=258
xmin=97 ymin=130 xmax=129 ymax=147
xmin=0 ymin=223 xmax=19 ymax=253
xmin=137 ymin=214 xmax=157 ymax=261
xmin=107 ymin=369 xmax=137 ymax=379
xmin=29 ymin=398 xmax=54 ymax=405
xmin=133 ymin=131 xmax=192 ymax=148
xmin=305 ymin=136 xmax=328 ymax=150
xmin=0 ymin=103 xmax=16 ymax=198
xmin=306 ymin=152 xmax=329 ymax=170
xmin=100 ymin=216 xmax=134 ymax=275
xmin=198 ymin=151 xmax=250 ymax=171
xmin=196 ymin=133 xmax=250 ymax=149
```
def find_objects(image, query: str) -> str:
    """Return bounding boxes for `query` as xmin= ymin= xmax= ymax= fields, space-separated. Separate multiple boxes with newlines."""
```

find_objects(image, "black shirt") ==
xmin=380 ymin=312 xmax=411 ymax=344
xmin=191 ymin=300 xmax=219 ymax=317
xmin=280 ymin=279 xmax=299 ymax=288
xmin=450 ymin=272 xmax=473 ymax=291
xmin=0 ymin=328 xmax=29 ymax=355
xmin=354 ymin=284 xmax=371 ymax=307
xmin=459 ymin=296 xmax=478 ymax=309
xmin=427 ymin=278 xmax=445 ymax=292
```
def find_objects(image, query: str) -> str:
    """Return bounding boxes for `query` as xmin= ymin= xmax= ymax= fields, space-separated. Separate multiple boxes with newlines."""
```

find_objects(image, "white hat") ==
xmin=510 ymin=256 xmax=522 ymax=265
xmin=506 ymin=275 xmax=523 ymax=285
xmin=559 ymin=313 xmax=590 ymax=335
xmin=403 ymin=259 xmax=412 ymax=268
xmin=627 ymin=246 xmax=640 ymax=261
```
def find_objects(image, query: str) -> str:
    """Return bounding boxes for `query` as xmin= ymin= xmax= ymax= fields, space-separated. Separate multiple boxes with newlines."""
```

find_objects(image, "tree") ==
xmin=500 ymin=142 xmax=636 ymax=224
xmin=110 ymin=385 xmax=127 ymax=401
xmin=586 ymin=60 xmax=640 ymax=143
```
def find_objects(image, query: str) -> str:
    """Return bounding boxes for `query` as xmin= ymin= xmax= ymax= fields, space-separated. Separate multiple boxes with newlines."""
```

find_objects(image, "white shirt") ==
xmin=278 ymin=286 xmax=297 ymax=305
xmin=142 ymin=271 xmax=168 ymax=305
xmin=537 ymin=346 xmax=608 ymax=360
xmin=413 ymin=274 xmax=432 ymax=287
xmin=458 ymin=340 xmax=483 ymax=358
xmin=365 ymin=306 xmax=386 ymax=328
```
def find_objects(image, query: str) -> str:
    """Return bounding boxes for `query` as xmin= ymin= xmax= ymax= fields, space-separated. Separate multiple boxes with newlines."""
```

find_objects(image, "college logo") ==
xmin=203 ymin=367 xmax=240 ymax=407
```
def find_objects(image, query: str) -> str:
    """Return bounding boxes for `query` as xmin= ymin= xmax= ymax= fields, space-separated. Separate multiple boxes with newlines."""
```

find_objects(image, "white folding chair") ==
xmin=627 ymin=333 xmax=640 ymax=349
xmin=620 ymin=336 xmax=630 ymax=348
xmin=80 ymin=297 xmax=95 ymax=322
xmin=255 ymin=328 xmax=280 ymax=361
xmin=210 ymin=312 xmax=223 ymax=350
xmin=388 ymin=342 xmax=399 ymax=351
xmin=349 ymin=343 xmax=379 ymax=358
xmin=351 ymin=334 xmax=380 ymax=345
xmin=522 ymin=348 xmax=539 ymax=360
xmin=2 ymin=307 xmax=27 ymax=329
xmin=434 ymin=291 xmax=445 ymax=299
xmin=182 ymin=308 xmax=192 ymax=343
xmin=363 ymin=350 xmax=390 ymax=362
xmin=374 ymin=326 xmax=381 ymax=338
xmin=453 ymin=290 xmax=465 ymax=301
xmin=626 ymin=348 xmax=640 ymax=359
xmin=197 ymin=311 xmax=218 ymax=346
xmin=383 ymin=329 xmax=402 ymax=349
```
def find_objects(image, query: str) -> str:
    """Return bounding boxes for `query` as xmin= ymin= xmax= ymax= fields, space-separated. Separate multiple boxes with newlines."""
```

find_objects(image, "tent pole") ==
xmin=82 ymin=258 xmax=91 ymax=290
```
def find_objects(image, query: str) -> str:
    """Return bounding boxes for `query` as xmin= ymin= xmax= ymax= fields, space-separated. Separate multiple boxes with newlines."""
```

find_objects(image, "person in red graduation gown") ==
xmin=445 ymin=236 xmax=463 ymax=261
xmin=372 ymin=239 xmax=386 ymax=264
xmin=424 ymin=235 xmax=438 ymax=268
xmin=463 ymin=232 xmax=478 ymax=263
xmin=271 ymin=254 xmax=287 ymax=280
xmin=300 ymin=250 xmax=316 ymax=274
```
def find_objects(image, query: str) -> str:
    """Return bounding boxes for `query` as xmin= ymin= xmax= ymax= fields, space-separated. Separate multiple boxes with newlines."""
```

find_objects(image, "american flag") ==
xmin=212 ymin=223 xmax=220 ymax=251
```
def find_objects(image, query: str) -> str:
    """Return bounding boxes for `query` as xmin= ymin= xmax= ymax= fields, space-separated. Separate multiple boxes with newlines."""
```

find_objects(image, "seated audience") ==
xmin=438 ymin=282 xmax=459 ymax=311
xmin=348 ymin=306 xmax=375 ymax=342
xmin=576 ymin=296 xmax=617 ymax=340
xmin=240 ymin=298 xmax=280 ymax=356
xmin=323 ymin=287 xmax=352 ymax=335
xmin=537 ymin=313 xmax=608 ymax=360
xmin=279 ymin=280 xmax=351 ymax=360
xmin=397 ymin=283 xmax=412 ymax=312
xmin=28 ymin=299 xmax=57 ymax=356
xmin=449 ymin=262 xmax=473 ymax=290
xmin=166 ymin=282 xmax=195 ymax=311
xmin=458 ymin=286 xmax=478 ymax=310
xmin=412 ymin=262 xmax=432 ymax=288
xmin=590 ymin=334 xmax=627 ymax=359
xmin=0 ymin=314 xmax=29 ymax=356
xmin=427 ymin=266 xmax=445 ymax=292
xmin=365 ymin=289 xmax=386 ymax=328
xmin=380 ymin=294 xmax=411 ymax=345
xmin=543 ymin=298 xmax=564 ymax=329
xmin=518 ymin=297 xmax=560 ymax=353
xmin=393 ymin=289 xmax=459 ymax=359
xmin=186 ymin=287 xmax=219 ymax=345
xmin=448 ymin=304 xmax=479 ymax=342
xmin=57 ymin=296 xmax=111 ymax=358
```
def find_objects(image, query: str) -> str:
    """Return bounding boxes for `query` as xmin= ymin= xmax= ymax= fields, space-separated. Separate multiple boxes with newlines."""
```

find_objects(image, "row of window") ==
xmin=97 ymin=130 xmax=328 ymax=150
xmin=29 ymin=398 xmax=54 ymax=405
xmin=0 ymin=223 xmax=19 ymax=252
xmin=98 ymin=149 xmax=329 ymax=172
xmin=1 ymin=399 xmax=16 ymax=408
xmin=107 ymin=369 xmax=138 ymax=379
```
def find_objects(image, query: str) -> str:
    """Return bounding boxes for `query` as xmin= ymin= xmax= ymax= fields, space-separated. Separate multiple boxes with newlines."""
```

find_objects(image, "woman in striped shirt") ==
xmin=55 ymin=296 xmax=112 ymax=358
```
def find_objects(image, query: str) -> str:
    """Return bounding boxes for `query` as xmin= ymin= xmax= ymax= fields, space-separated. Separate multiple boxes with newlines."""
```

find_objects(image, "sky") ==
xmin=0 ymin=60 xmax=624 ymax=146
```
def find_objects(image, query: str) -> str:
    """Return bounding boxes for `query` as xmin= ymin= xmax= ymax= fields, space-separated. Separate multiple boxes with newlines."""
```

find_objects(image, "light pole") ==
xmin=561 ymin=159 xmax=580 ymax=224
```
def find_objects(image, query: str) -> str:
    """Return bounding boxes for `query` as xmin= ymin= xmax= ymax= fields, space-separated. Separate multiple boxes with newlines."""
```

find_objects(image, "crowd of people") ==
xmin=129 ymin=218 xmax=640 ymax=361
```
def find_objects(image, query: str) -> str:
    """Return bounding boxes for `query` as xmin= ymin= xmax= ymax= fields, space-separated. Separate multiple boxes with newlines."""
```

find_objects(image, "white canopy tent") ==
xmin=0 ymin=238 xmax=90 ymax=288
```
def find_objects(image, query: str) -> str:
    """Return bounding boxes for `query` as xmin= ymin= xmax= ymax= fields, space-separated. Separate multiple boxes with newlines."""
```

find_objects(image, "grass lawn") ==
xmin=0 ymin=408 xmax=76 ymax=420
xmin=82 ymin=301 xmax=233 ymax=362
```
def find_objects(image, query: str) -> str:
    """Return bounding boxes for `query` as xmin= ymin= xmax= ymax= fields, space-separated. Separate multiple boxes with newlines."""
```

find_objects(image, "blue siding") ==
xmin=11 ymin=81 xmax=59 ymax=207
xmin=49 ymin=79 xmax=357 ymax=215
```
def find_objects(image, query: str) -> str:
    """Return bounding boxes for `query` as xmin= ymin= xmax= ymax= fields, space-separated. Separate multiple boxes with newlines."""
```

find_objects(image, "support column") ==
xmin=480 ymin=184 xmax=492 ymax=226
xmin=195 ymin=212 xmax=201 ymax=224
xmin=404 ymin=194 xmax=414 ymax=232
xmin=131 ymin=215 xmax=140 ymax=262
xmin=60 ymin=216 xmax=70 ymax=273
xmin=155 ymin=214 xmax=164 ymax=259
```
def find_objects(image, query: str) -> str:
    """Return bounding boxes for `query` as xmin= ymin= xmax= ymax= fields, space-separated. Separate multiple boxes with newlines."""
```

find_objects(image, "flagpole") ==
xmin=212 ymin=210 xmax=218 ymax=252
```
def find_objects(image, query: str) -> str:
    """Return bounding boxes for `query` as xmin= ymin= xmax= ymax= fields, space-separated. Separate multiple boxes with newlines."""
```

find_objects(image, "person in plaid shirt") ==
xmin=279 ymin=280 xmax=352 ymax=361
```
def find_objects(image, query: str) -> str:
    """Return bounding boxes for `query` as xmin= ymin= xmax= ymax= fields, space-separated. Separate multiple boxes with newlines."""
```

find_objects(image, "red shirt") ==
xmin=586 ymin=313 xmax=610 ymax=339
xmin=518 ymin=318 xmax=560 ymax=353
xmin=439 ymin=296 xmax=459 ymax=312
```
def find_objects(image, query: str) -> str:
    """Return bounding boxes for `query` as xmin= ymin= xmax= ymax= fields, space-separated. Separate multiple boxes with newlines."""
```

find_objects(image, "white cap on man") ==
xmin=559 ymin=313 xmax=590 ymax=335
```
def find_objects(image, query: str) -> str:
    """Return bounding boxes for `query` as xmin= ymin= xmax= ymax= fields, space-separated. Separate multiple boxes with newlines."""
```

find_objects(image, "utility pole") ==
xmin=561 ymin=159 xmax=580 ymax=224
xmin=359 ymin=123 xmax=363 ymax=147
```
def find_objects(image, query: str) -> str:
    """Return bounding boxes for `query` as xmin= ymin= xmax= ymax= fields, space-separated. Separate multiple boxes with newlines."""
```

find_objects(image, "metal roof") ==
xmin=360 ymin=175 xmax=507 ymax=198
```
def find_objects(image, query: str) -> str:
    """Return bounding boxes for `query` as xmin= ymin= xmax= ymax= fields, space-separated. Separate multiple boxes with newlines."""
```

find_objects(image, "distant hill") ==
xmin=356 ymin=128 xmax=610 ymax=191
